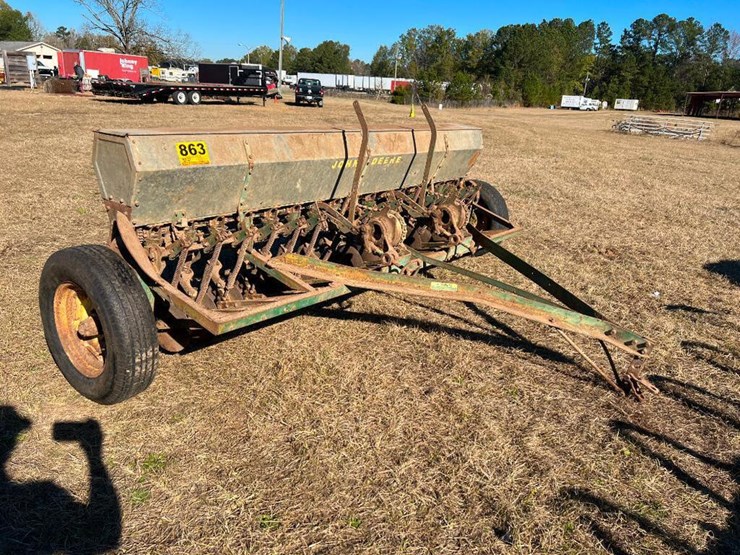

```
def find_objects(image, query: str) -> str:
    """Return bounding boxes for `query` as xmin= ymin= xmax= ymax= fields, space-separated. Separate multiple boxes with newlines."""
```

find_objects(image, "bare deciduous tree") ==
xmin=74 ymin=0 xmax=198 ymax=61
xmin=728 ymin=30 xmax=740 ymax=60
xmin=74 ymin=0 xmax=148 ymax=53
xmin=25 ymin=11 xmax=45 ymax=40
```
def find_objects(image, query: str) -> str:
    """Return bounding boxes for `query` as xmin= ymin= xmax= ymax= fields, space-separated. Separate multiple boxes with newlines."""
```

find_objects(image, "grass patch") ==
xmin=131 ymin=487 xmax=151 ymax=506
xmin=141 ymin=453 xmax=167 ymax=474
xmin=258 ymin=514 xmax=280 ymax=531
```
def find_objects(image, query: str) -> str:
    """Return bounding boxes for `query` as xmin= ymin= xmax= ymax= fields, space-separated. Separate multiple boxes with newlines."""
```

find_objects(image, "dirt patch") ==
xmin=1 ymin=89 xmax=738 ymax=553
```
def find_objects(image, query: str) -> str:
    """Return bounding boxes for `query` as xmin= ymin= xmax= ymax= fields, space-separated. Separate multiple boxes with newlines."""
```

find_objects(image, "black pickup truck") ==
xmin=295 ymin=78 xmax=324 ymax=107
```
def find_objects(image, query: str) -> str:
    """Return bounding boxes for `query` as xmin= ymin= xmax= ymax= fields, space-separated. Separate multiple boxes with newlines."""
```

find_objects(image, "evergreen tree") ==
xmin=0 ymin=1 xmax=32 ymax=41
xmin=310 ymin=40 xmax=351 ymax=73
xmin=369 ymin=45 xmax=395 ymax=76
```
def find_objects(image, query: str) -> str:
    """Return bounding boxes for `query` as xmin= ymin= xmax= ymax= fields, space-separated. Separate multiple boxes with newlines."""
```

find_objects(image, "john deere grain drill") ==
xmin=40 ymin=103 xmax=656 ymax=404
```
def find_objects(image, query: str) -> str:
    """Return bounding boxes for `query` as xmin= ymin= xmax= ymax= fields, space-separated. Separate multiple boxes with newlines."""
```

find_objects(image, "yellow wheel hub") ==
xmin=53 ymin=282 xmax=105 ymax=378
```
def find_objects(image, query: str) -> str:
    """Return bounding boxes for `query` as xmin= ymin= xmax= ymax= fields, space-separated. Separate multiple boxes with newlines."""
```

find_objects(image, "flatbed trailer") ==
xmin=90 ymin=79 xmax=280 ymax=106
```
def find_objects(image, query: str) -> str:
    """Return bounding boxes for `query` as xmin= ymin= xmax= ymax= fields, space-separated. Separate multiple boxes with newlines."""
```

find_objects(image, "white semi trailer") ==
xmin=615 ymin=98 xmax=640 ymax=111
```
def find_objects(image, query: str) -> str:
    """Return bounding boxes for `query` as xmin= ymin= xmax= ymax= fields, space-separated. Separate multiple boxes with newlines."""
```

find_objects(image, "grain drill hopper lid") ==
xmin=95 ymin=123 xmax=481 ymax=137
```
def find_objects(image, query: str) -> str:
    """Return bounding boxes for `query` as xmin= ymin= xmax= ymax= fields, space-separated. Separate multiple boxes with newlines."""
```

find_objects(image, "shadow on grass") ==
xmin=308 ymin=304 xmax=575 ymax=366
xmin=681 ymin=341 xmax=739 ymax=376
xmin=652 ymin=375 xmax=740 ymax=409
xmin=284 ymin=101 xmax=322 ymax=108
xmin=664 ymin=304 xmax=718 ymax=315
xmin=394 ymin=297 xmax=616 ymax=386
xmin=0 ymin=406 xmax=121 ymax=554
xmin=704 ymin=260 xmax=740 ymax=287
xmin=562 ymin=487 xmax=700 ymax=555
xmin=178 ymin=290 xmax=573 ymax=364
xmin=173 ymin=290 xmax=624 ymax=396
xmin=89 ymin=97 xmax=148 ymax=105
xmin=561 ymin=377 xmax=739 ymax=554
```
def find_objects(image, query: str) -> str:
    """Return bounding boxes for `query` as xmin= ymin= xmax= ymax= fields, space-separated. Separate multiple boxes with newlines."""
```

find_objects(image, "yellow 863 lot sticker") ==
xmin=176 ymin=141 xmax=210 ymax=166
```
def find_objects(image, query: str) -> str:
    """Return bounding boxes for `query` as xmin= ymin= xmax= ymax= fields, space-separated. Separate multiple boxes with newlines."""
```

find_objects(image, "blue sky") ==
xmin=12 ymin=0 xmax=740 ymax=62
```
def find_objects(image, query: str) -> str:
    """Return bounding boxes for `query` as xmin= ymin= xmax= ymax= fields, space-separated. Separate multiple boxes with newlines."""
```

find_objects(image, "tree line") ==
xmin=370 ymin=16 xmax=739 ymax=108
xmin=233 ymin=16 xmax=740 ymax=110
xmin=209 ymin=41 xmax=368 ymax=76
xmin=0 ymin=0 xmax=42 ymax=41
xmin=3 ymin=1 xmax=738 ymax=110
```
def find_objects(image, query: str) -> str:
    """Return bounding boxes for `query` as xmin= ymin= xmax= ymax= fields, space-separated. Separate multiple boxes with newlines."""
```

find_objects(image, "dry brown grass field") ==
xmin=1 ymin=89 xmax=738 ymax=554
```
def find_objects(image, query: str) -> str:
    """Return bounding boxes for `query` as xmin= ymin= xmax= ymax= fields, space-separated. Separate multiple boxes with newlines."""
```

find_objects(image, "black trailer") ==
xmin=90 ymin=63 xmax=281 ymax=106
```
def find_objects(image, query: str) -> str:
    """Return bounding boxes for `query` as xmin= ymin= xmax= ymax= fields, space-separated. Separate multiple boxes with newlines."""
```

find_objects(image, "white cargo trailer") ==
xmin=615 ymin=98 xmax=639 ymax=111
xmin=561 ymin=95 xmax=585 ymax=109
xmin=294 ymin=72 xmax=401 ymax=92
xmin=335 ymin=74 xmax=354 ymax=89
xmin=296 ymin=72 xmax=335 ymax=88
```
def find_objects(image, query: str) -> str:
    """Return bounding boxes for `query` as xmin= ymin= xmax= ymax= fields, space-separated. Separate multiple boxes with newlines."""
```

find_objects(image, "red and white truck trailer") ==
xmin=58 ymin=50 xmax=149 ymax=81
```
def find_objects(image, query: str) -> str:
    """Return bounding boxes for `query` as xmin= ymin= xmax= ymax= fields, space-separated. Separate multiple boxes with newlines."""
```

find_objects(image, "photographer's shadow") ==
xmin=0 ymin=406 xmax=121 ymax=554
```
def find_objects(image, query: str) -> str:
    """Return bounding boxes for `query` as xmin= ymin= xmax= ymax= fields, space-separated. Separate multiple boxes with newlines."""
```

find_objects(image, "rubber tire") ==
xmin=187 ymin=90 xmax=201 ymax=105
xmin=475 ymin=180 xmax=509 ymax=231
xmin=171 ymin=90 xmax=188 ymax=105
xmin=318 ymin=100 xmax=324 ymax=108
xmin=39 ymin=245 xmax=158 ymax=404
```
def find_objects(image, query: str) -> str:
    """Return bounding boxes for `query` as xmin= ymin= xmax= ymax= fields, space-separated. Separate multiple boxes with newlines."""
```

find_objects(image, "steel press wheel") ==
xmin=187 ymin=90 xmax=201 ymax=105
xmin=171 ymin=90 xmax=188 ymax=105
xmin=39 ymin=245 xmax=158 ymax=404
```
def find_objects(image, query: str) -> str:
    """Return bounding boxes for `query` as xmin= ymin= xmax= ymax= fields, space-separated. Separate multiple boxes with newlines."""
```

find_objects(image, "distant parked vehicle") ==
xmin=615 ymin=98 xmax=640 ymax=111
xmin=90 ymin=63 xmax=280 ymax=105
xmin=561 ymin=95 xmax=585 ymax=109
xmin=295 ymin=78 xmax=324 ymax=107
xmin=579 ymin=98 xmax=601 ymax=111
xmin=560 ymin=95 xmax=601 ymax=111
xmin=36 ymin=60 xmax=54 ymax=80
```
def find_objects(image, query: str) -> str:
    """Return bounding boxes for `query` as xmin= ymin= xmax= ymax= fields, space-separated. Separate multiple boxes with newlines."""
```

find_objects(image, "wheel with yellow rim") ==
xmin=39 ymin=245 xmax=158 ymax=404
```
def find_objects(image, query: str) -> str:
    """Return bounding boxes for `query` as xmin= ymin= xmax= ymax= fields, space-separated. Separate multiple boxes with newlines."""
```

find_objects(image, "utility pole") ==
xmin=278 ymin=0 xmax=285 ymax=89
xmin=583 ymin=72 xmax=590 ymax=96
xmin=237 ymin=43 xmax=251 ymax=64
xmin=394 ymin=44 xmax=399 ymax=80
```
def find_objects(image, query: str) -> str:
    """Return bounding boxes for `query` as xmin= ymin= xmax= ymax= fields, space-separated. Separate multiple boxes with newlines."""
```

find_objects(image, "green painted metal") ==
xmin=469 ymin=225 xmax=603 ymax=318
xmin=273 ymin=253 xmax=649 ymax=356
xmin=215 ymin=285 xmax=352 ymax=335
xmin=135 ymin=272 xmax=155 ymax=308
xmin=93 ymin=125 xmax=482 ymax=226
xmin=467 ymin=225 xmax=652 ymax=372
xmin=242 ymin=250 xmax=313 ymax=292
xmin=406 ymin=245 xmax=563 ymax=309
